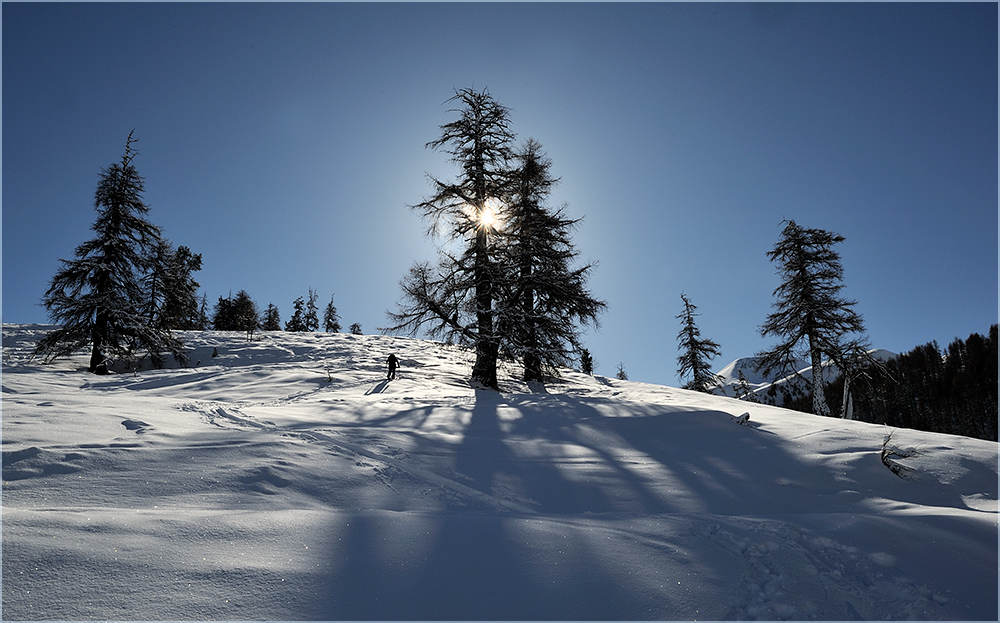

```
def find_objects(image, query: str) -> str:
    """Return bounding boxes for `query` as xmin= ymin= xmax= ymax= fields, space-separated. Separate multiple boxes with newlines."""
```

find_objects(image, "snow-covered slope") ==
xmin=2 ymin=325 xmax=996 ymax=620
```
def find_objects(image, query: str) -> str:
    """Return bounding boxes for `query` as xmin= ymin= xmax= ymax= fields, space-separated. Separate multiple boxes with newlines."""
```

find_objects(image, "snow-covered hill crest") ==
xmin=2 ymin=325 xmax=996 ymax=620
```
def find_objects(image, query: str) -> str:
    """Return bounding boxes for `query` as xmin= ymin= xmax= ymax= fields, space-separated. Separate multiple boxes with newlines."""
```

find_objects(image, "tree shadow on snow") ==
xmin=306 ymin=389 xmax=685 ymax=619
xmin=297 ymin=388 xmax=909 ymax=619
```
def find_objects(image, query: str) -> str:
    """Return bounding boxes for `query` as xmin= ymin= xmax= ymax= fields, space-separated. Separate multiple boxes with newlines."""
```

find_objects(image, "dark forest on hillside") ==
xmin=806 ymin=326 xmax=997 ymax=441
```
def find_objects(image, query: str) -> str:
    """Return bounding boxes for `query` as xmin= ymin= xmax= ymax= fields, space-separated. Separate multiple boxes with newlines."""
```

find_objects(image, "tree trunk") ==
xmin=521 ymin=259 xmax=542 ymax=382
xmin=840 ymin=373 xmax=854 ymax=419
xmin=809 ymin=336 xmax=831 ymax=416
xmin=524 ymin=351 xmax=541 ymax=383
xmin=89 ymin=311 xmax=108 ymax=373
xmin=471 ymin=226 xmax=499 ymax=389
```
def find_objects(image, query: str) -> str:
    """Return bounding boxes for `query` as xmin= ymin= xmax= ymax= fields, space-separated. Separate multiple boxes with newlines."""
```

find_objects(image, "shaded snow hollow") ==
xmin=2 ymin=325 xmax=997 ymax=620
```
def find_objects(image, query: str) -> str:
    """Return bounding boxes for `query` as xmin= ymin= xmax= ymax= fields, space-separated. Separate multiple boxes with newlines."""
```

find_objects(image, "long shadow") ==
xmin=306 ymin=388 xmax=686 ymax=618
xmin=307 ymin=508 xmax=646 ymax=620
xmin=280 ymin=382 xmax=962 ymax=619
xmin=364 ymin=379 xmax=390 ymax=395
xmin=548 ymin=392 xmax=850 ymax=516
xmin=453 ymin=389 xmax=507 ymax=489
xmin=306 ymin=385 xmax=866 ymax=619
xmin=306 ymin=388 xmax=683 ymax=619
xmin=454 ymin=389 xmax=636 ymax=513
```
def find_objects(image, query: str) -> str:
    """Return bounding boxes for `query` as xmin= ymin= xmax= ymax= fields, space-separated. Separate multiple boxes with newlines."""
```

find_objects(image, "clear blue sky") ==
xmin=3 ymin=3 xmax=997 ymax=385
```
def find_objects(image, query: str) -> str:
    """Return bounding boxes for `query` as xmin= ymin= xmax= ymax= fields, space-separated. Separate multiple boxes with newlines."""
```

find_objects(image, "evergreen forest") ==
xmin=848 ymin=325 xmax=998 ymax=441
xmin=780 ymin=326 xmax=998 ymax=441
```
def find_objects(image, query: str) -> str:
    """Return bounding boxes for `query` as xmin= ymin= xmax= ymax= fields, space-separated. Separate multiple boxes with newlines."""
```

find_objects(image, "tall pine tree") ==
xmin=150 ymin=244 xmax=203 ymax=330
xmin=323 ymin=294 xmax=341 ymax=332
xmin=262 ymin=303 xmax=282 ymax=331
xmin=497 ymin=138 xmax=605 ymax=381
xmin=756 ymin=220 xmax=866 ymax=416
xmin=304 ymin=288 xmax=320 ymax=332
xmin=675 ymin=293 xmax=723 ymax=393
xmin=285 ymin=297 xmax=307 ymax=332
xmin=230 ymin=290 xmax=259 ymax=341
xmin=385 ymin=87 xmax=515 ymax=389
xmin=36 ymin=132 xmax=184 ymax=372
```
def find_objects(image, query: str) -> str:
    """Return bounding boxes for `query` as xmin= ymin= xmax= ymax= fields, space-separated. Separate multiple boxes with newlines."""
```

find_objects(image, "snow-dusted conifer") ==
xmin=285 ymin=297 xmax=307 ymax=332
xmin=194 ymin=294 xmax=210 ymax=331
xmin=676 ymin=293 xmax=723 ymax=393
xmin=35 ymin=132 xmax=184 ymax=372
xmin=213 ymin=294 xmax=234 ymax=331
xmin=213 ymin=291 xmax=258 ymax=340
xmin=262 ymin=303 xmax=281 ymax=331
xmin=756 ymin=220 xmax=867 ymax=417
xmin=733 ymin=370 xmax=760 ymax=403
xmin=305 ymin=288 xmax=320 ymax=332
xmin=141 ymin=238 xmax=172 ymax=328
xmin=323 ymin=295 xmax=341 ymax=332
xmin=158 ymin=245 xmax=203 ymax=330
xmin=230 ymin=290 xmax=259 ymax=342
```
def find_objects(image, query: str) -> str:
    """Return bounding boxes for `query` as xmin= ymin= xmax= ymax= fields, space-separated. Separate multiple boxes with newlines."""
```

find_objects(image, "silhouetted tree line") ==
xmin=212 ymin=288 xmax=355 ymax=338
xmin=844 ymin=326 xmax=997 ymax=441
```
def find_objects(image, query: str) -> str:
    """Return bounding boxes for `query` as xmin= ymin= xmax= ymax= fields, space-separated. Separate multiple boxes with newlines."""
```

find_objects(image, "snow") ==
xmin=2 ymin=324 xmax=996 ymax=620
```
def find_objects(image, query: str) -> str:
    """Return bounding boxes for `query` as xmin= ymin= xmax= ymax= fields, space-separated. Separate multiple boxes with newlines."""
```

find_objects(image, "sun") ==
xmin=479 ymin=205 xmax=497 ymax=229
xmin=476 ymin=197 xmax=503 ymax=231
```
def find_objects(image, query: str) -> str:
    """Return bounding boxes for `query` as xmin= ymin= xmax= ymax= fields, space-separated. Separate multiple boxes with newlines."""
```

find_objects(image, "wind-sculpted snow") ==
xmin=2 ymin=325 xmax=996 ymax=620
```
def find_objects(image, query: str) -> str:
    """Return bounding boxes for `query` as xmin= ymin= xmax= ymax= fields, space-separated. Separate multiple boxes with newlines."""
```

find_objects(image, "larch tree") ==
xmin=676 ymin=293 xmax=723 ymax=393
xmin=497 ymin=138 xmax=605 ymax=381
xmin=756 ymin=220 xmax=867 ymax=417
xmin=35 ymin=132 xmax=184 ymax=372
xmin=384 ymin=87 xmax=515 ymax=389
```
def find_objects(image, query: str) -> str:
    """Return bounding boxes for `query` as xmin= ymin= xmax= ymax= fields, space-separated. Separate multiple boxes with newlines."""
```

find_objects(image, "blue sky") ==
xmin=3 ymin=3 xmax=997 ymax=386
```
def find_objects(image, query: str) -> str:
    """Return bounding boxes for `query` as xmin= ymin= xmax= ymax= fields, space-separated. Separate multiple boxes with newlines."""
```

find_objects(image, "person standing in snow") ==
xmin=386 ymin=353 xmax=399 ymax=380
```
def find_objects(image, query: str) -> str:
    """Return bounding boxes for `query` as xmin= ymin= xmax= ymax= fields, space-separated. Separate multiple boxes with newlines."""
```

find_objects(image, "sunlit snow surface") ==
xmin=2 ymin=325 xmax=996 ymax=620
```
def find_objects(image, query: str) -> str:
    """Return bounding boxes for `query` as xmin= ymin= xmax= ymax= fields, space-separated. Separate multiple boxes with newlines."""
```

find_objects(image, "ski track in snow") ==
xmin=2 ymin=325 xmax=996 ymax=620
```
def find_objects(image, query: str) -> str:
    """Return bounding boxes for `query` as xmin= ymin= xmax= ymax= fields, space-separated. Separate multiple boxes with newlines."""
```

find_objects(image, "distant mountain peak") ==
xmin=713 ymin=349 xmax=897 ymax=399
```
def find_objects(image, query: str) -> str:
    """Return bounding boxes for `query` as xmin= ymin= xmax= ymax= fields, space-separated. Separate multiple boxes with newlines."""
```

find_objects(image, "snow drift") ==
xmin=2 ymin=325 xmax=996 ymax=620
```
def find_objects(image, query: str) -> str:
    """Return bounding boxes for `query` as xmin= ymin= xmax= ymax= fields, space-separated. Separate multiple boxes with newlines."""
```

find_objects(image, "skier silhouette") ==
xmin=386 ymin=353 xmax=399 ymax=380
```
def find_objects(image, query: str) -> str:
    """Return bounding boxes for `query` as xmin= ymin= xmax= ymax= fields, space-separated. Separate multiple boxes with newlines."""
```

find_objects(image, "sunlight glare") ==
xmin=478 ymin=197 xmax=503 ymax=232
xmin=479 ymin=205 xmax=497 ymax=229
